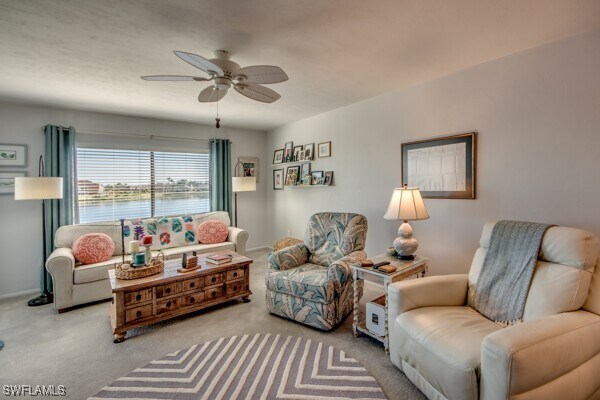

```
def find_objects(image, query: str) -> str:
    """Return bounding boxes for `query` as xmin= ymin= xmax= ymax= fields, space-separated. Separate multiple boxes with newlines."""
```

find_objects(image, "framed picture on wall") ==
xmin=293 ymin=145 xmax=303 ymax=161
xmin=324 ymin=171 xmax=334 ymax=186
xmin=303 ymin=143 xmax=315 ymax=160
xmin=318 ymin=141 xmax=331 ymax=158
xmin=284 ymin=141 xmax=293 ymax=161
xmin=311 ymin=170 xmax=323 ymax=185
xmin=273 ymin=168 xmax=284 ymax=190
xmin=285 ymin=166 xmax=300 ymax=186
xmin=0 ymin=171 xmax=27 ymax=194
xmin=273 ymin=149 xmax=284 ymax=164
xmin=0 ymin=144 xmax=27 ymax=167
xmin=401 ymin=132 xmax=477 ymax=199
xmin=301 ymin=162 xmax=311 ymax=184
xmin=238 ymin=156 xmax=259 ymax=182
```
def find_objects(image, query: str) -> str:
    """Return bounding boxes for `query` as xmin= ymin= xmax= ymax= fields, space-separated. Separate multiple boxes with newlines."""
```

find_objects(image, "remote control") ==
xmin=372 ymin=261 xmax=391 ymax=269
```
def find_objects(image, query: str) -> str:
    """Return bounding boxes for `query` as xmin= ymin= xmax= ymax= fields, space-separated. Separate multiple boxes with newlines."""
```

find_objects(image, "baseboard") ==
xmin=0 ymin=288 xmax=39 ymax=301
xmin=246 ymin=246 xmax=272 ymax=252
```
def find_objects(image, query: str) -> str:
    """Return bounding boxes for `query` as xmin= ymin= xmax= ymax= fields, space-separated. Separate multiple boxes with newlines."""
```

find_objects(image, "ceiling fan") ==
xmin=141 ymin=50 xmax=288 ymax=104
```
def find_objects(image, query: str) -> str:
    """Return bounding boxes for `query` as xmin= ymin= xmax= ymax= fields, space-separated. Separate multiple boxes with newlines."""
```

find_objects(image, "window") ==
xmin=76 ymin=148 xmax=209 ymax=223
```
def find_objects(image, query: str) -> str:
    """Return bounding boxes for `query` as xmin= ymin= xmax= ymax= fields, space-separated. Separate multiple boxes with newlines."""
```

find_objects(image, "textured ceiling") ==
xmin=1 ymin=0 xmax=600 ymax=130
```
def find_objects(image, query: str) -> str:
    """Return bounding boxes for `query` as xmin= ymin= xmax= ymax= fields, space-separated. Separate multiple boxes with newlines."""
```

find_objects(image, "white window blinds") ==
xmin=76 ymin=148 xmax=209 ymax=223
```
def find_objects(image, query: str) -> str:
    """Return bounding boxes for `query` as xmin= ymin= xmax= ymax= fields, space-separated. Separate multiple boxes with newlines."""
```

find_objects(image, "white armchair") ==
xmin=388 ymin=222 xmax=600 ymax=400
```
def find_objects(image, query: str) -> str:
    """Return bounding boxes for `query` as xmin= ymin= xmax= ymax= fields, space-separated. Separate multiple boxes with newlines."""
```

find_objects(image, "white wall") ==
xmin=266 ymin=30 xmax=600 ymax=276
xmin=0 ymin=103 xmax=268 ymax=298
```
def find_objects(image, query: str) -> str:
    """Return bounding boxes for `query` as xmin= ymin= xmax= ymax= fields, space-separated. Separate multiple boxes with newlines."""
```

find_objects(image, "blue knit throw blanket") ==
xmin=474 ymin=220 xmax=553 ymax=325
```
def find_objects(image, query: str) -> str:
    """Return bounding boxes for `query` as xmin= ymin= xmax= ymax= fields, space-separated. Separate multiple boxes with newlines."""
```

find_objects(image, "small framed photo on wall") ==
xmin=273 ymin=168 xmax=284 ymax=190
xmin=318 ymin=141 xmax=331 ymax=158
xmin=324 ymin=171 xmax=334 ymax=186
xmin=303 ymin=143 xmax=315 ymax=160
xmin=285 ymin=166 xmax=300 ymax=186
xmin=311 ymin=170 xmax=323 ymax=185
xmin=0 ymin=171 xmax=27 ymax=194
xmin=293 ymin=145 xmax=303 ymax=161
xmin=284 ymin=141 xmax=293 ymax=161
xmin=0 ymin=144 xmax=27 ymax=167
xmin=238 ymin=156 xmax=259 ymax=182
xmin=273 ymin=149 xmax=284 ymax=164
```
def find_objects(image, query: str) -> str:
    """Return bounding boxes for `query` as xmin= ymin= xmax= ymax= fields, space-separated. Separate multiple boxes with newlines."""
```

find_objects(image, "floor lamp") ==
xmin=15 ymin=155 xmax=63 ymax=307
xmin=231 ymin=161 xmax=256 ymax=227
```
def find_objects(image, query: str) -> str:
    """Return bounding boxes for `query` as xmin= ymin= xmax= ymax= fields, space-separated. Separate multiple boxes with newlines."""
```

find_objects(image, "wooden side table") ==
xmin=352 ymin=254 xmax=429 ymax=354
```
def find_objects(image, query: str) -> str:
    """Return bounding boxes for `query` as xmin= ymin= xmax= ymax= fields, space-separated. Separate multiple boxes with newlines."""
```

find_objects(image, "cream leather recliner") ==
xmin=388 ymin=222 xmax=600 ymax=400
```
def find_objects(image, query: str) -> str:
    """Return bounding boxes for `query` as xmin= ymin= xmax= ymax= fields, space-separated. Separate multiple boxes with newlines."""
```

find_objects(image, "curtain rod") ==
xmin=64 ymin=128 xmax=231 ymax=143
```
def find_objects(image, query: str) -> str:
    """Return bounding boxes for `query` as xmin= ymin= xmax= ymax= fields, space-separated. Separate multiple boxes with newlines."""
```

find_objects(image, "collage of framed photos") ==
xmin=272 ymin=140 xmax=334 ymax=190
xmin=273 ymin=141 xmax=331 ymax=164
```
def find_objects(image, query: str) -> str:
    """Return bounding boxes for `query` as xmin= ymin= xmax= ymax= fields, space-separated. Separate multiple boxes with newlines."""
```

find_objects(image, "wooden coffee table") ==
xmin=109 ymin=251 xmax=252 ymax=343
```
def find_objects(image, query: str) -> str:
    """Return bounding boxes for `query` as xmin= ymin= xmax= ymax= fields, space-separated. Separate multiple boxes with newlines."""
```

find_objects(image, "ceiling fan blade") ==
xmin=234 ymin=65 xmax=288 ymax=84
xmin=141 ymin=75 xmax=210 ymax=81
xmin=234 ymin=83 xmax=281 ymax=103
xmin=174 ymin=51 xmax=224 ymax=76
xmin=198 ymin=86 xmax=228 ymax=102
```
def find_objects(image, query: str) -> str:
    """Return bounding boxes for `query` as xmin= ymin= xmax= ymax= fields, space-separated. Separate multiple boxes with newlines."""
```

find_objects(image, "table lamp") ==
xmin=15 ymin=155 xmax=63 ymax=306
xmin=383 ymin=184 xmax=429 ymax=260
xmin=232 ymin=161 xmax=256 ymax=227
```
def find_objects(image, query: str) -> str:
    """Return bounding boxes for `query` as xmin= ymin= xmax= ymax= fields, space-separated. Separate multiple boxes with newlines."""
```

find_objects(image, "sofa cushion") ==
xmin=74 ymin=254 xmax=127 ymax=284
xmin=395 ymin=306 xmax=503 ymax=400
xmin=266 ymin=263 xmax=334 ymax=303
xmin=197 ymin=220 xmax=229 ymax=244
xmin=72 ymin=233 xmax=115 ymax=264
xmin=305 ymin=213 xmax=368 ymax=266
xmin=123 ymin=216 xmax=197 ymax=251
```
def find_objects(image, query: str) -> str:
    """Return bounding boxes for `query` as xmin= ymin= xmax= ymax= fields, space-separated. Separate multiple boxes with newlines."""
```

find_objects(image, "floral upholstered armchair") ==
xmin=266 ymin=213 xmax=368 ymax=330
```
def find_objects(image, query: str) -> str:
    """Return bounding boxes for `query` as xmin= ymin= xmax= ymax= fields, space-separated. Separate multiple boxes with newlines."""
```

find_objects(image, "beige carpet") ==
xmin=0 ymin=249 xmax=425 ymax=400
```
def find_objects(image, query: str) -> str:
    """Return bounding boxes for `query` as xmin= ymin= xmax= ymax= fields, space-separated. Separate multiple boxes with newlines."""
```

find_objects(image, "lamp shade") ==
xmin=14 ymin=177 xmax=63 ymax=200
xmin=384 ymin=186 xmax=429 ymax=221
xmin=232 ymin=176 xmax=256 ymax=193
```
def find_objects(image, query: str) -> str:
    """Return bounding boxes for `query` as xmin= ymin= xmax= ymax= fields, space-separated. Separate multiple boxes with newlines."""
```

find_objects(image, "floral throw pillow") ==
xmin=196 ymin=220 xmax=229 ymax=244
xmin=72 ymin=233 xmax=115 ymax=265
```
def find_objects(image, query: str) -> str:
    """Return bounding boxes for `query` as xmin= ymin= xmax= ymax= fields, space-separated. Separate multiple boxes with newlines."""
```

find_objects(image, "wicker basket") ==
xmin=273 ymin=237 xmax=303 ymax=252
xmin=115 ymin=253 xmax=165 ymax=280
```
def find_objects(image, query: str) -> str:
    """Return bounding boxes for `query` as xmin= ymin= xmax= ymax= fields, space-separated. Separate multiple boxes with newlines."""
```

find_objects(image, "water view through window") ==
xmin=77 ymin=148 xmax=210 ymax=223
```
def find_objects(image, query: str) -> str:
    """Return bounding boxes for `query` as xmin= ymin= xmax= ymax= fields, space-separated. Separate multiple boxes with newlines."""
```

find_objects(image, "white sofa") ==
xmin=388 ymin=222 xmax=600 ymax=400
xmin=46 ymin=211 xmax=248 ymax=313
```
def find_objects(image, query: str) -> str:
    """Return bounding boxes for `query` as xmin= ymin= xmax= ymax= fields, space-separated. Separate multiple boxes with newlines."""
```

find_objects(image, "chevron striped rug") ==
xmin=90 ymin=333 xmax=387 ymax=400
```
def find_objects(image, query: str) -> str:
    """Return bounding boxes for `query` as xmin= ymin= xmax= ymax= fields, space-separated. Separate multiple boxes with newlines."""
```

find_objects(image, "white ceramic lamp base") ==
xmin=393 ymin=221 xmax=419 ymax=260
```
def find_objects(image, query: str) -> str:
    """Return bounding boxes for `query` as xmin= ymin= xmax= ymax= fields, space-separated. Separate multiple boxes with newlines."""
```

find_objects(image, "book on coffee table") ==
xmin=206 ymin=254 xmax=233 ymax=265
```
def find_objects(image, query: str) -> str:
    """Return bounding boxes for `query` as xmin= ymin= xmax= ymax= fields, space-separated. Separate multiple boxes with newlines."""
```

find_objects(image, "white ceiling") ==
xmin=1 ymin=0 xmax=600 ymax=131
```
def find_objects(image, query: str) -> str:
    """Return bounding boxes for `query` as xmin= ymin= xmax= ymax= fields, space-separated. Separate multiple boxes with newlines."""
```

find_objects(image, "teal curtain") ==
xmin=43 ymin=125 xmax=77 ymax=293
xmin=209 ymin=138 xmax=232 ymax=220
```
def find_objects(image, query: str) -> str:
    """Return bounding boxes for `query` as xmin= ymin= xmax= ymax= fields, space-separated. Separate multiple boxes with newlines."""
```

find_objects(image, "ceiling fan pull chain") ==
xmin=215 ymin=96 xmax=221 ymax=129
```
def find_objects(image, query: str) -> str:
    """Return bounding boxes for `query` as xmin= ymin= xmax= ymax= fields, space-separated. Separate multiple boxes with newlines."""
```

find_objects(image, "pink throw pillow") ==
xmin=197 ymin=220 xmax=229 ymax=244
xmin=73 ymin=233 xmax=115 ymax=265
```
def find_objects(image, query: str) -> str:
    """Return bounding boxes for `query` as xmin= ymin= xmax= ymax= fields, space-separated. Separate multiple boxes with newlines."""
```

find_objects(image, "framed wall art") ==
xmin=293 ymin=145 xmax=303 ymax=161
xmin=311 ymin=170 xmax=323 ymax=185
xmin=273 ymin=149 xmax=284 ymax=164
xmin=284 ymin=141 xmax=293 ymax=161
xmin=401 ymin=132 xmax=477 ymax=199
xmin=0 ymin=171 xmax=27 ymax=195
xmin=273 ymin=168 xmax=284 ymax=190
xmin=285 ymin=166 xmax=300 ymax=186
xmin=0 ymin=144 xmax=27 ymax=167
xmin=318 ymin=141 xmax=331 ymax=158
xmin=303 ymin=143 xmax=315 ymax=160
xmin=238 ymin=157 xmax=259 ymax=182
